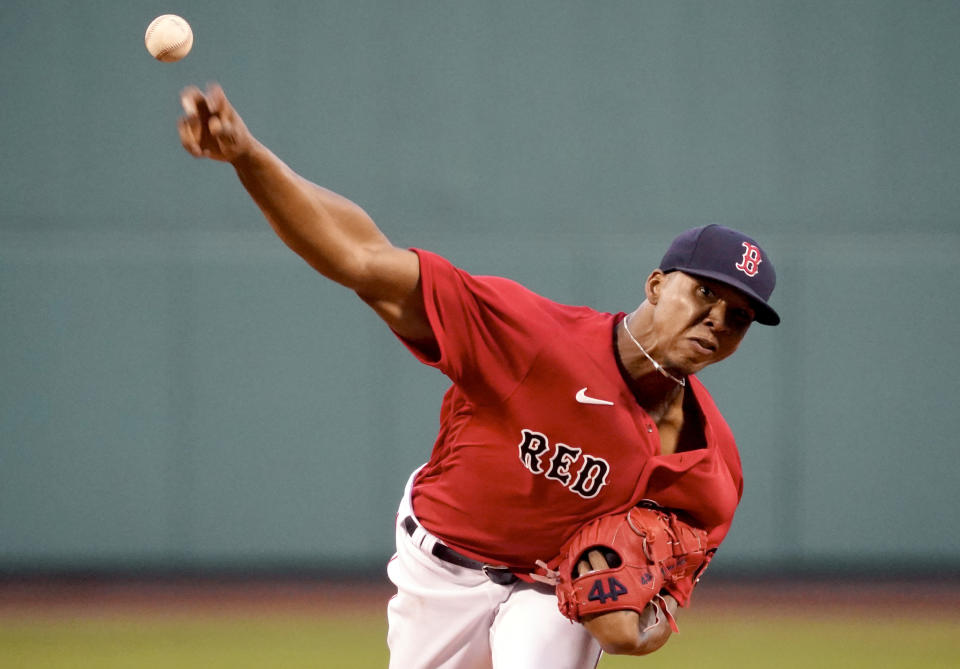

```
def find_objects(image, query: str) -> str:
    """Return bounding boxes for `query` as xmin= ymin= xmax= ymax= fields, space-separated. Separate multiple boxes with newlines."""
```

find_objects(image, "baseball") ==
xmin=144 ymin=14 xmax=193 ymax=62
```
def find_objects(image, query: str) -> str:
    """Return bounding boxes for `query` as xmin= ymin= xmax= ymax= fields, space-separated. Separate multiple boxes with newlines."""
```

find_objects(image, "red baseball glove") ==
xmin=535 ymin=505 xmax=710 ymax=630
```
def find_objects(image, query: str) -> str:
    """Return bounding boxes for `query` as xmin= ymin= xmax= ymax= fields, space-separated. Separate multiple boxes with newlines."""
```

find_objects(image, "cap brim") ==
xmin=670 ymin=267 xmax=781 ymax=326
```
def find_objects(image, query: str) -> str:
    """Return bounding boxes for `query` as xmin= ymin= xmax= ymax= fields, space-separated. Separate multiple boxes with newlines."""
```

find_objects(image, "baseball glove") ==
xmin=534 ymin=505 xmax=710 ymax=630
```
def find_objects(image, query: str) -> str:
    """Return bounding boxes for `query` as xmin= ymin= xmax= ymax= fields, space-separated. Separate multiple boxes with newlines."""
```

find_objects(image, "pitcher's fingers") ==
xmin=587 ymin=550 xmax=609 ymax=571
xmin=177 ymin=117 xmax=203 ymax=157
xmin=205 ymin=82 xmax=229 ymax=116
xmin=576 ymin=558 xmax=591 ymax=576
xmin=179 ymin=85 xmax=205 ymax=117
xmin=208 ymin=115 xmax=233 ymax=141
xmin=178 ymin=108 xmax=202 ymax=136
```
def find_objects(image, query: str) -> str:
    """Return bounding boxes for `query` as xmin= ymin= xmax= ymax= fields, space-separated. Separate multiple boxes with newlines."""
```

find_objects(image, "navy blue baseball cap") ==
xmin=659 ymin=224 xmax=780 ymax=326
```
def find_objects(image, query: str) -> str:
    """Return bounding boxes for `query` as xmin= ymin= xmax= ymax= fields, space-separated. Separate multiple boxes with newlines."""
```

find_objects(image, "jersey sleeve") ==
xmin=662 ymin=470 xmax=743 ymax=607
xmin=661 ymin=513 xmax=736 ymax=607
xmin=660 ymin=381 xmax=745 ymax=607
xmin=394 ymin=249 xmax=550 ymax=403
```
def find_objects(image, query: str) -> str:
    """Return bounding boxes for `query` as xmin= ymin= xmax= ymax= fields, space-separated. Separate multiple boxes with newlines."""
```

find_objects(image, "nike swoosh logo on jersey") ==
xmin=575 ymin=387 xmax=614 ymax=406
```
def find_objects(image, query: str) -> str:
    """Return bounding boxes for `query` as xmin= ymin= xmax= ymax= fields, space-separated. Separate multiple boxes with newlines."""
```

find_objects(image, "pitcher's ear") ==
xmin=646 ymin=270 xmax=668 ymax=305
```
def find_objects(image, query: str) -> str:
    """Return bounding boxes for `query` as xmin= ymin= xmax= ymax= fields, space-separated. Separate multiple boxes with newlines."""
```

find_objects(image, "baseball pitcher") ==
xmin=177 ymin=83 xmax=780 ymax=668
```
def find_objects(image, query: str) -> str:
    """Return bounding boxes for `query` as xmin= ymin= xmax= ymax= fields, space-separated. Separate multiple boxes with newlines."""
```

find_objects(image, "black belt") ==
xmin=402 ymin=516 xmax=518 ymax=585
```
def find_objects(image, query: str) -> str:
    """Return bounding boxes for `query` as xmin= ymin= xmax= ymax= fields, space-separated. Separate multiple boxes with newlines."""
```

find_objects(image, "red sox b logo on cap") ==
xmin=735 ymin=241 xmax=763 ymax=277
xmin=659 ymin=225 xmax=780 ymax=324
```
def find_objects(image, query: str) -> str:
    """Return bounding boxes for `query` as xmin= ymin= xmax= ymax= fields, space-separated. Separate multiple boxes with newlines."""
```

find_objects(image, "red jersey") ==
xmin=396 ymin=250 xmax=743 ymax=604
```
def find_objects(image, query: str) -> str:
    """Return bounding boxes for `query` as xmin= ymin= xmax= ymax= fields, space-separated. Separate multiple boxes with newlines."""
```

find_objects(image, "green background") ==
xmin=1 ymin=1 xmax=958 ymax=576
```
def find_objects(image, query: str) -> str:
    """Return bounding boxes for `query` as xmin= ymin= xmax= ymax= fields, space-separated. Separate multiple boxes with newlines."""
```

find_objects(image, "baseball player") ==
xmin=178 ymin=83 xmax=779 ymax=668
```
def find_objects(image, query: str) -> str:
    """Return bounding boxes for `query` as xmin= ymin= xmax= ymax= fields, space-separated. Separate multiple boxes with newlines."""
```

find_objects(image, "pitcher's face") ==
xmin=644 ymin=271 xmax=755 ymax=375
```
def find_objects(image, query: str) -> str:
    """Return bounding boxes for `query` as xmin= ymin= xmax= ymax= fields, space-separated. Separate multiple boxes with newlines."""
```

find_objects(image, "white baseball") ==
xmin=144 ymin=14 xmax=194 ymax=62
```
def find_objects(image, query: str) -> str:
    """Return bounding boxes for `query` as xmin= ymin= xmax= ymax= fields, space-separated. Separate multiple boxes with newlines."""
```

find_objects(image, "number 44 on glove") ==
xmin=534 ymin=505 xmax=712 ymax=633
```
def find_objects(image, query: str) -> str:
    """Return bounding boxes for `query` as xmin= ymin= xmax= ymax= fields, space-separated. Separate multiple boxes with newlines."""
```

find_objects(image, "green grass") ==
xmin=2 ymin=610 xmax=958 ymax=668
xmin=599 ymin=613 xmax=960 ymax=669
xmin=0 ymin=614 xmax=387 ymax=669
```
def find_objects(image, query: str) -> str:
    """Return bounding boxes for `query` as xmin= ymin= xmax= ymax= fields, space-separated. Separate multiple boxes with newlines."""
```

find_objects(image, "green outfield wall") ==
xmin=1 ymin=0 xmax=958 ymax=574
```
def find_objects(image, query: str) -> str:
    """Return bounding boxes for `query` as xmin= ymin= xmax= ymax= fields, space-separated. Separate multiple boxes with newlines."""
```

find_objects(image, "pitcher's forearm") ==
xmin=231 ymin=142 xmax=391 ymax=289
xmin=177 ymin=82 xmax=428 ymax=339
xmin=582 ymin=596 xmax=676 ymax=656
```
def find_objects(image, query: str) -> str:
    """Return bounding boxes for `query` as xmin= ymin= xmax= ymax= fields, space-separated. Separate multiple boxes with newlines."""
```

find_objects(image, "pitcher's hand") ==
xmin=576 ymin=550 xmax=678 ymax=656
xmin=178 ymin=83 xmax=255 ymax=163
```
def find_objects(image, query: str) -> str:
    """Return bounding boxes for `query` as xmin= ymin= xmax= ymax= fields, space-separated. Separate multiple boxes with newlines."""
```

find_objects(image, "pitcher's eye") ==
xmin=731 ymin=309 xmax=753 ymax=327
xmin=698 ymin=285 xmax=715 ymax=299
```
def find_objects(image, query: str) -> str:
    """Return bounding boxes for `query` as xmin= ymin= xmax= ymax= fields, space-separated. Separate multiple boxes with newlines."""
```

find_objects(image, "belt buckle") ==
xmin=482 ymin=565 xmax=517 ymax=586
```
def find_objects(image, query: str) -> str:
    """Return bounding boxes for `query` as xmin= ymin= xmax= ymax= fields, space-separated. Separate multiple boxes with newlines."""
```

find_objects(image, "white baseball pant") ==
xmin=386 ymin=469 xmax=602 ymax=669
